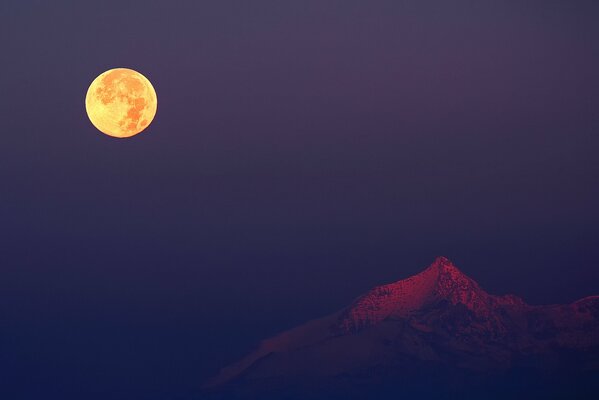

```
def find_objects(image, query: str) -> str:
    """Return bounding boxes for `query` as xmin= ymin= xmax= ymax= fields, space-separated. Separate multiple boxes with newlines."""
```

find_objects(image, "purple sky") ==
xmin=1 ymin=1 xmax=598 ymax=399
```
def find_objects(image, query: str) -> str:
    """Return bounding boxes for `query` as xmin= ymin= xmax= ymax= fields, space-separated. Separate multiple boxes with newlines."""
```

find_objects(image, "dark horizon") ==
xmin=205 ymin=256 xmax=599 ymax=400
xmin=1 ymin=1 xmax=598 ymax=399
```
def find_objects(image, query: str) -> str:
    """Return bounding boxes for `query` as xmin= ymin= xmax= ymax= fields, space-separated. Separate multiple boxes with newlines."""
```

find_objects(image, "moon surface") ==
xmin=85 ymin=68 xmax=157 ymax=138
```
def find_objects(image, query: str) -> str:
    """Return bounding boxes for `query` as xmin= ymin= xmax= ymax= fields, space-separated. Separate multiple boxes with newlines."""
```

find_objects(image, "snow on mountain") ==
xmin=207 ymin=257 xmax=599 ymax=390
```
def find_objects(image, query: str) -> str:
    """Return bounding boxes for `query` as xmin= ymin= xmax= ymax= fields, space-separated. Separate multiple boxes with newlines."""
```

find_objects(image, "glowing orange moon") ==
xmin=85 ymin=68 xmax=157 ymax=138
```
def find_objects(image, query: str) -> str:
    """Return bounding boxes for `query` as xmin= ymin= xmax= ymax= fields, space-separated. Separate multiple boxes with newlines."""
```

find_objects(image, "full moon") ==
xmin=85 ymin=68 xmax=157 ymax=138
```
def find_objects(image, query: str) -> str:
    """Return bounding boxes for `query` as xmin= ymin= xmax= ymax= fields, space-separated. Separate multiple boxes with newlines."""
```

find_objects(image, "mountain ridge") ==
xmin=206 ymin=257 xmax=599 ymax=397
xmin=335 ymin=256 xmax=525 ymax=333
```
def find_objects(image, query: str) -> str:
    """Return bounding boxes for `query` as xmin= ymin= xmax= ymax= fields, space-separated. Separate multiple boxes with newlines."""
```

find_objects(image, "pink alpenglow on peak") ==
xmin=207 ymin=257 xmax=599 ymax=390
xmin=337 ymin=256 xmax=523 ymax=333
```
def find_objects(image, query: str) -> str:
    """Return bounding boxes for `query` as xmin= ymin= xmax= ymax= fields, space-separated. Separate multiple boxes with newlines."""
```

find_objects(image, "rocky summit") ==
xmin=205 ymin=257 xmax=599 ymax=399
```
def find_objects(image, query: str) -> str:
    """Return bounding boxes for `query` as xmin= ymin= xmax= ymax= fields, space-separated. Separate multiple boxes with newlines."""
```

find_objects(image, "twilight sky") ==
xmin=1 ymin=1 xmax=598 ymax=399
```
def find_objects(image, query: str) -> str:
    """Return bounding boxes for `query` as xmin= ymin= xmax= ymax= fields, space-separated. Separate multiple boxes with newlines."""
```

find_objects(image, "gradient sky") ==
xmin=1 ymin=1 xmax=599 ymax=399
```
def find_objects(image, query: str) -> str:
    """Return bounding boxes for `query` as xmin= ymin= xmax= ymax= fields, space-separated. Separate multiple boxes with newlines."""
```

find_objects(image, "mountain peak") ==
xmin=431 ymin=255 xmax=454 ymax=267
xmin=336 ymin=257 xmax=487 ymax=332
xmin=208 ymin=258 xmax=599 ymax=391
xmin=425 ymin=256 xmax=466 ymax=277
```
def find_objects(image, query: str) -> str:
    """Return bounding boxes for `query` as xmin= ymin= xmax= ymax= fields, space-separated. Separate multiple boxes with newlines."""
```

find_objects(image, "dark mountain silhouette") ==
xmin=204 ymin=257 xmax=599 ymax=399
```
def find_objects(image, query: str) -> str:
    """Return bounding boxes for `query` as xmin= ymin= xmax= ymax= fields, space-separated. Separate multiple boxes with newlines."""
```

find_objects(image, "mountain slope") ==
xmin=206 ymin=257 xmax=599 ymax=398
